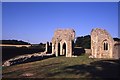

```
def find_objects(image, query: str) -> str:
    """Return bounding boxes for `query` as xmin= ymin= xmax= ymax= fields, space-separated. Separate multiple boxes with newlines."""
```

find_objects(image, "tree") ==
xmin=1 ymin=40 xmax=30 ymax=45
xmin=113 ymin=38 xmax=120 ymax=41
xmin=74 ymin=35 xmax=91 ymax=49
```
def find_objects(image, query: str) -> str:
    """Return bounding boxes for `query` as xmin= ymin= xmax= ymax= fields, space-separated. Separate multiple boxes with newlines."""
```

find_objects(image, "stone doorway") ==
xmin=62 ymin=43 xmax=66 ymax=55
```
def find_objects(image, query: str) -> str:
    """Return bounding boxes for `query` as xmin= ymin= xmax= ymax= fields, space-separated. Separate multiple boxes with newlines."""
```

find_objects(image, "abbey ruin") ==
xmin=46 ymin=28 xmax=120 ymax=59
xmin=51 ymin=29 xmax=75 ymax=57
xmin=91 ymin=28 xmax=120 ymax=59
xmin=3 ymin=28 xmax=120 ymax=66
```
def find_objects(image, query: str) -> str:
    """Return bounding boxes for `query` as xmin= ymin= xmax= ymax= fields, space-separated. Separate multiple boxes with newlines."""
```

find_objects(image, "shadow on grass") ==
xmin=47 ymin=59 xmax=120 ymax=79
xmin=2 ymin=46 xmax=45 ymax=62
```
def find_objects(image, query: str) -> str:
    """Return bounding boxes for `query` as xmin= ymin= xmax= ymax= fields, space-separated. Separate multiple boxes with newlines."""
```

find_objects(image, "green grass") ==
xmin=2 ymin=54 xmax=119 ymax=79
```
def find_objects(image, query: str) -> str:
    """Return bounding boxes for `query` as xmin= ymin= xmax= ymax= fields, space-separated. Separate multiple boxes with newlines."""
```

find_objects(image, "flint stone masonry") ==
xmin=91 ymin=28 xmax=120 ymax=59
xmin=52 ymin=29 xmax=75 ymax=57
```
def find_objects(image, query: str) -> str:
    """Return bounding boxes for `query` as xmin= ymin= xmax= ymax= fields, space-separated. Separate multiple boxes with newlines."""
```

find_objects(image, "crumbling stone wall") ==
xmin=91 ymin=28 xmax=114 ymax=58
xmin=113 ymin=41 xmax=120 ymax=59
xmin=52 ymin=29 xmax=75 ymax=57
xmin=91 ymin=28 xmax=120 ymax=59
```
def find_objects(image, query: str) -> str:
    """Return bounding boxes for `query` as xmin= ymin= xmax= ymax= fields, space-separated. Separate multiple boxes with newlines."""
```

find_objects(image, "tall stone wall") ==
xmin=91 ymin=28 xmax=114 ymax=58
xmin=51 ymin=28 xmax=119 ymax=59
xmin=52 ymin=29 xmax=75 ymax=57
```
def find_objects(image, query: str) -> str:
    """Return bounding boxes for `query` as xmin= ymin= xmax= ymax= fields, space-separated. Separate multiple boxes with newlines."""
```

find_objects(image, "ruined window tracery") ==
xmin=103 ymin=42 xmax=108 ymax=51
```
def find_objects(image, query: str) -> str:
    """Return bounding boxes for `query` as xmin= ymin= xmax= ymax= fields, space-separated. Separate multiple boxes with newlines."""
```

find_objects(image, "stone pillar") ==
xmin=56 ymin=43 xmax=58 ymax=57
xmin=60 ymin=43 xmax=63 ymax=55
xmin=66 ymin=41 xmax=72 ymax=57
xmin=45 ymin=42 xmax=49 ymax=53
xmin=66 ymin=41 xmax=69 ymax=57
xmin=69 ymin=40 xmax=72 ymax=57
xmin=110 ymin=43 xmax=113 ymax=58
xmin=52 ymin=43 xmax=54 ymax=54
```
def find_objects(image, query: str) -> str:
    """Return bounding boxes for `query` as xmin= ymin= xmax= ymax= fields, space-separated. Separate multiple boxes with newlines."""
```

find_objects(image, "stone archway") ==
xmin=52 ymin=29 xmax=75 ymax=57
xmin=62 ymin=43 xmax=66 ymax=55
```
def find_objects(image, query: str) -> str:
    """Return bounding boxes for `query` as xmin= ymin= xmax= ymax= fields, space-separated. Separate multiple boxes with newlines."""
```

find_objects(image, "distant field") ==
xmin=2 ymin=54 xmax=120 ymax=79
xmin=0 ymin=44 xmax=31 ymax=47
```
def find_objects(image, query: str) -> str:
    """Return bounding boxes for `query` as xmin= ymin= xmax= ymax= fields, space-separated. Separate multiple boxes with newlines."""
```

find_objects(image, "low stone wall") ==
xmin=2 ymin=52 xmax=55 ymax=67
xmin=113 ymin=42 xmax=120 ymax=59
xmin=85 ymin=49 xmax=91 ymax=55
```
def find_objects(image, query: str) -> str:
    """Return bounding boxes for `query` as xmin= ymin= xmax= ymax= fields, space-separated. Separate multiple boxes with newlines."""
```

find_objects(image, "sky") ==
xmin=2 ymin=2 xmax=118 ymax=44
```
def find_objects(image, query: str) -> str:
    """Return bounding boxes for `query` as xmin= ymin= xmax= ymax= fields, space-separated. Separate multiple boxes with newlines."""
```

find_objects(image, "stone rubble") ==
xmin=2 ymin=52 xmax=54 ymax=67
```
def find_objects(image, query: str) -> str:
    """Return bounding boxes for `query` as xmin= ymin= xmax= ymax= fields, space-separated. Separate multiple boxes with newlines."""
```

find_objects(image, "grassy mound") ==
xmin=2 ymin=54 xmax=119 ymax=79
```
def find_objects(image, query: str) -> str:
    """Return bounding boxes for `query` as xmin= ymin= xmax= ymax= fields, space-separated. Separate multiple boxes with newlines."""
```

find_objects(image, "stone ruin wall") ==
xmin=52 ymin=29 xmax=75 ymax=57
xmin=113 ymin=41 xmax=120 ymax=59
xmin=91 ymin=28 xmax=114 ymax=58
xmin=45 ymin=28 xmax=120 ymax=59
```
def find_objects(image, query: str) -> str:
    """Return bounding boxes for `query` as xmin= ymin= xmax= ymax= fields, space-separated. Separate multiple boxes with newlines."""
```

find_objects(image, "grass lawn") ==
xmin=2 ymin=54 xmax=120 ymax=79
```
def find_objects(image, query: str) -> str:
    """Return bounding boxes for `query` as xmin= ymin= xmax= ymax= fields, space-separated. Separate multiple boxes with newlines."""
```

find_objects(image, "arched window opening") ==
xmin=104 ymin=43 xmax=106 ymax=50
xmin=103 ymin=42 xmax=108 ymax=51
xmin=106 ymin=43 xmax=108 ymax=50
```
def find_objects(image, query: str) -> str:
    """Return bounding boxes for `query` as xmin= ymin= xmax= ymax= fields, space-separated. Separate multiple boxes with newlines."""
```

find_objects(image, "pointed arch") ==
xmin=62 ymin=42 xmax=66 ymax=55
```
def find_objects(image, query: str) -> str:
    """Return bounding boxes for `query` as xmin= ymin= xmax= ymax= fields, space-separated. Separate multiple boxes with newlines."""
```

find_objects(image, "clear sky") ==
xmin=2 ymin=2 xmax=118 ymax=44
